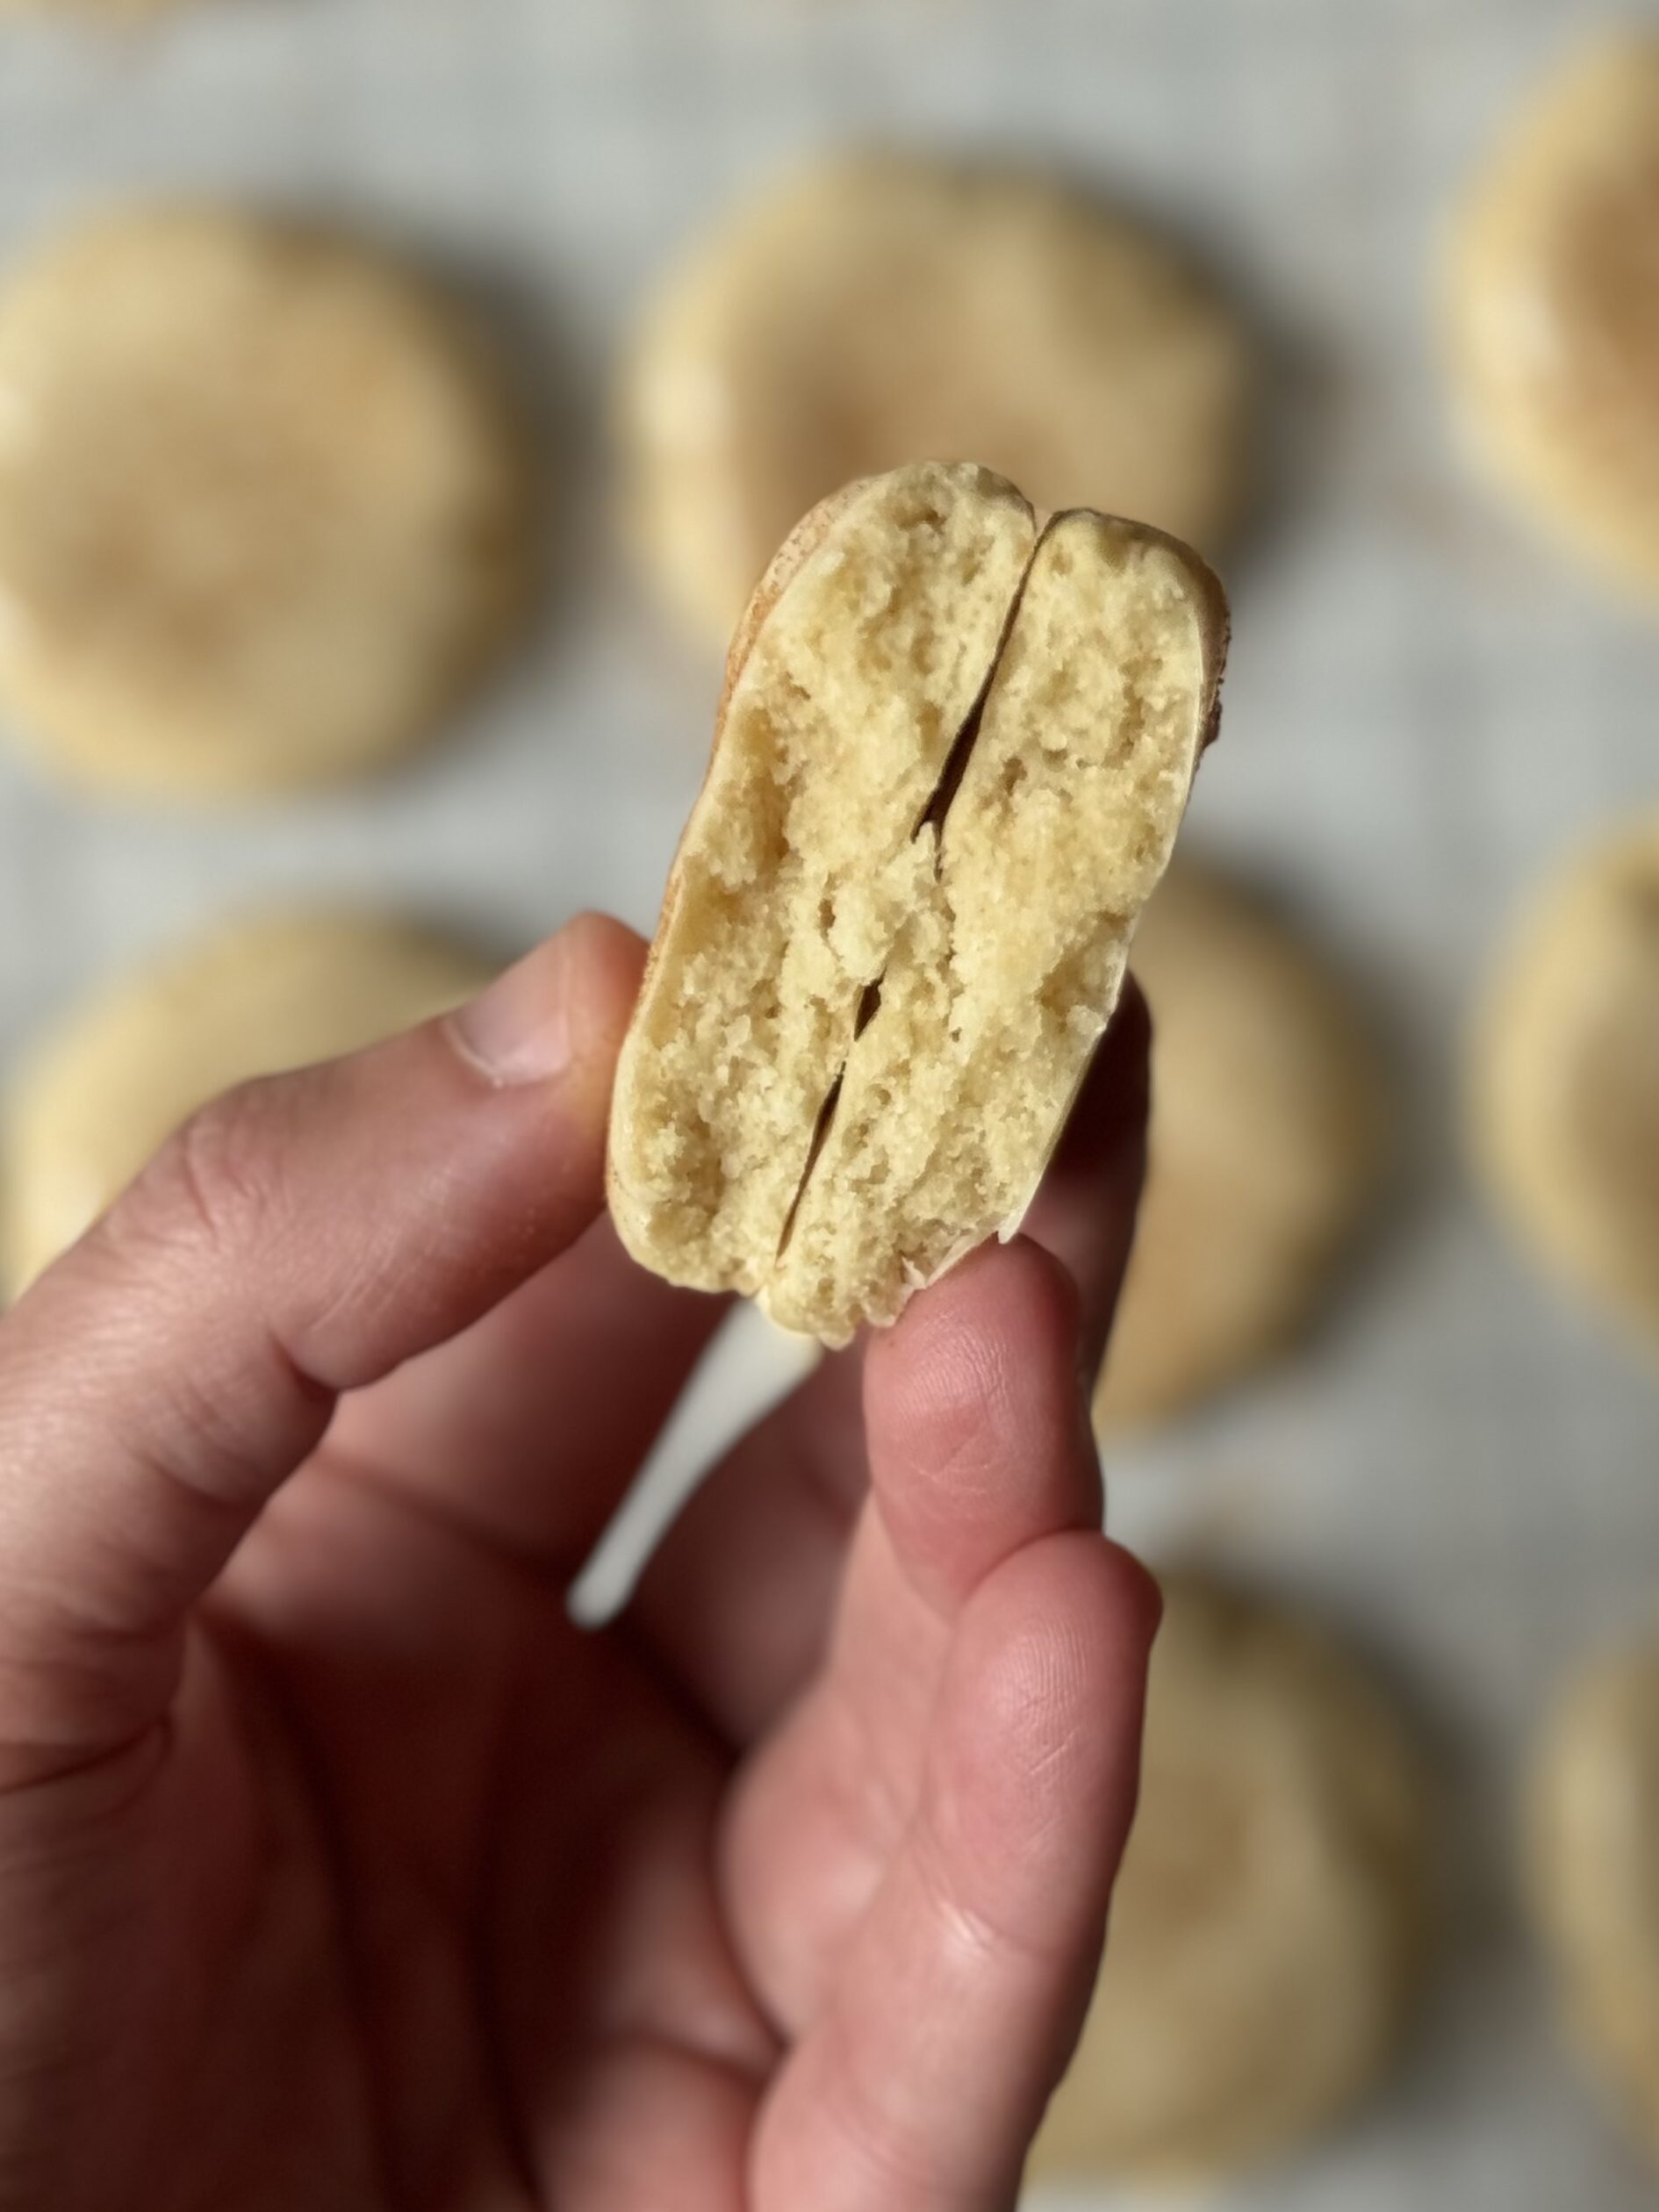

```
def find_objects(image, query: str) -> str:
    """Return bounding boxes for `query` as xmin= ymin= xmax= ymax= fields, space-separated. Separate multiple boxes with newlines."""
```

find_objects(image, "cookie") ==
xmin=1448 ymin=37 xmax=1659 ymax=598
xmin=0 ymin=206 xmax=534 ymax=798
xmin=1469 ymin=817 xmax=1659 ymax=1352
xmin=1530 ymin=1627 xmax=1659 ymax=2168
xmin=1095 ymin=862 xmax=1385 ymax=1432
xmin=1 ymin=911 xmax=494 ymax=1291
xmin=0 ymin=1 xmax=183 ymax=18
xmin=1032 ymin=1576 xmax=1429 ymax=2182
xmin=623 ymin=153 xmax=1253 ymax=646
xmin=608 ymin=461 xmax=1226 ymax=1346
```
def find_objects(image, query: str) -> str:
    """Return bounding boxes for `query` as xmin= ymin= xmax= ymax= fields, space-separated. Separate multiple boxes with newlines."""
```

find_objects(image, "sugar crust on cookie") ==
xmin=1530 ymin=1628 xmax=1659 ymax=2171
xmin=1448 ymin=37 xmax=1659 ymax=597
xmin=1469 ymin=816 xmax=1659 ymax=1354
xmin=624 ymin=153 xmax=1253 ymax=645
xmin=1032 ymin=1575 xmax=1428 ymax=2182
xmin=1095 ymin=862 xmax=1385 ymax=1432
xmin=0 ymin=205 xmax=534 ymax=797
xmin=1 ymin=910 xmax=494 ymax=1291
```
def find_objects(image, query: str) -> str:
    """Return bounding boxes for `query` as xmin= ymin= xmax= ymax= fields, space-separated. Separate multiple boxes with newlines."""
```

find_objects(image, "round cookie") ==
xmin=1 ymin=911 xmax=494 ymax=1291
xmin=623 ymin=153 xmax=1253 ymax=646
xmin=1448 ymin=38 xmax=1659 ymax=599
xmin=1469 ymin=818 xmax=1659 ymax=1353
xmin=0 ymin=206 xmax=534 ymax=798
xmin=1095 ymin=862 xmax=1384 ymax=1433
xmin=0 ymin=3 xmax=175 ymax=15
xmin=1530 ymin=1627 xmax=1659 ymax=2167
xmin=1031 ymin=1576 xmax=1428 ymax=2183
xmin=0 ymin=2 xmax=183 ymax=17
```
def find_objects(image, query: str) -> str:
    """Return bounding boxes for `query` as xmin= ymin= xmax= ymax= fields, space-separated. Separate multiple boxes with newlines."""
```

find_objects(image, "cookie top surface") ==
xmin=0 ymin=206 xmax=534 ymax=797
xmin=1095 ymin=861 xmax=1384 ymax=1431
xmin=624 ymin=154 xmax=1253 ymax=644
xmin=2 ymin=910 xmax=494 ymax=1291
xmin=1032 ymin=1575 xmax=1428 ymax=2181
xmin=1449 ymin=38 xmax=1659 ymax=595
xmin=1531 ymin=1630 xmax=1659 ymax=2166
xmin=1469 ymin=817 xmax=1659 ymax=1352
xmin=0 ymin=0 xmax=183 ymax=15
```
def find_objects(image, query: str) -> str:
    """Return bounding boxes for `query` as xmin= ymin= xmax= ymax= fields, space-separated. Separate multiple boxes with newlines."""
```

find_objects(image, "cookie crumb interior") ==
xmin=609 ymin=462 xmax=1036 ymax=1293
xmin=609 ymin=463 xmax=1223 ymax=1342
xmin=770 ymin=515 xmax=1215 ymax=1337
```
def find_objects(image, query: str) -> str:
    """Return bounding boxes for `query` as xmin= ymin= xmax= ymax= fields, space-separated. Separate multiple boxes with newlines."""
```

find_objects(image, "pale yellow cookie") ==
xmin=0 ymin=206 xmax=534 ymax=798
xmin=1530 ymin=1626 xmax=1659 ymax=2169
xmin=1 ymin=911 xmax=494 ymax=1291
xmin=1469 ymin=817 xmax=1659 ymax=1354
xmin=608 ymin=462 xmax=1226 ymax=1346
xmin=0 ymin=1 xmax=183 ymax=17
xmin=1095 ymin=862 xmax=1384 ymax=1433
xmin=1448 ymin=36 xmax=1659 ymax=598
xmin=1032 ymin=1576 xmax=1429 ymax=2183
xmin=624 ymin=153 xmax=1253 ymax=646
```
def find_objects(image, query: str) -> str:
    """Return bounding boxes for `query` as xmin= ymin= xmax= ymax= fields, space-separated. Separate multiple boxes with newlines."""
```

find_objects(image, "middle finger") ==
xmin=621 ymin=986 xmax=1151 ymax=1745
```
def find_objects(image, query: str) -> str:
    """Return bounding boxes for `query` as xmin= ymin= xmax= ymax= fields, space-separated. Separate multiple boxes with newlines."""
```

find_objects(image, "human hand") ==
xmin=0 ymin=912 xmax=1159 ymax=2211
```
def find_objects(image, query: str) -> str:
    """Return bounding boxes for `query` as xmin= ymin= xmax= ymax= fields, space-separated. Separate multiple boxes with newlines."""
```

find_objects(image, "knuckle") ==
xmin=105 ymin=1079 xmax=284 ymax=1275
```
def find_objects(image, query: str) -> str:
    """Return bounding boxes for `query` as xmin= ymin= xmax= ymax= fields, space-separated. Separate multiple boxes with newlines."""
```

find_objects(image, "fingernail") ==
xmin=448 ymin=942 xmax=575 ymax=1086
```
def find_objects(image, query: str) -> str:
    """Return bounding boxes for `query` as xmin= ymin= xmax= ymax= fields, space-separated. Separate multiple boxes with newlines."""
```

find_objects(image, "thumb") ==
xmin=0 ymin=912 xmax=643 ymax=1787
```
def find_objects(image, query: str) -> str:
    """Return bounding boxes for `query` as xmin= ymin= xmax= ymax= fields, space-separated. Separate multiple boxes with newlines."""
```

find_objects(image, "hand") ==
xmin=0 ymin=913 xmax=1160 ymax=2212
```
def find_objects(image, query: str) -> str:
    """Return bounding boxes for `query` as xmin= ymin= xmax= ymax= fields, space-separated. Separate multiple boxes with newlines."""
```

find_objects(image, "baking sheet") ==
xmin=3 ymin=1 xmax=1659 ymax=2206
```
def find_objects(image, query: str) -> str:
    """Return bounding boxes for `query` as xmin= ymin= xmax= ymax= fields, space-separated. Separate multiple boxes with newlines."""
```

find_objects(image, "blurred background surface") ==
xmin=0 ymin=1 xmax=1656 ymax=2206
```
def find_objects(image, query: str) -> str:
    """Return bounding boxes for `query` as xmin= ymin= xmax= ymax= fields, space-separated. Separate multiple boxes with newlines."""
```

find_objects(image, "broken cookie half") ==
xmin=608 ymin=460 xmax=1228 ymax=1344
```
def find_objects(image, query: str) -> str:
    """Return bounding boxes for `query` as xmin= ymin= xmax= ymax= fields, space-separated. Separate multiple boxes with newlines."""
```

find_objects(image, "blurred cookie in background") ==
xmin=1530 ymin=1621 xmax=1659 ymax=2171
xmin=0 ymin=1 xmax=185 ymax=18
xmin=623 ymin=153 xmax=1253 ymax=648
xmin=0 ymin=207 xmax=536 ymax=800
xmin=1031 ymin=1574 xmax=1429 ymax=2183
xmin=1449 ymin=36 xmax=1659 ymax=601
xmin=0 ymin=910 xmax=494 ymax=1291
xmin=1469 ymin=816 xmax=1659 ymax=1356
xmin=1094 ymin=861 xmax=1386 ymax=1435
